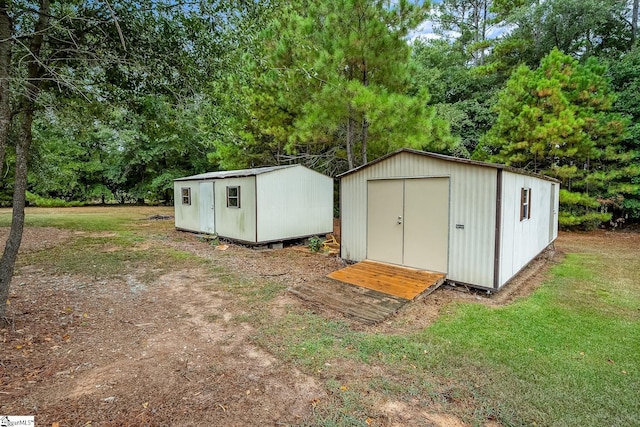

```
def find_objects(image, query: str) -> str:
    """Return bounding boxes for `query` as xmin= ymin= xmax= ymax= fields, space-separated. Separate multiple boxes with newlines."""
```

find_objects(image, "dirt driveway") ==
xmin=0 ymin=207 xmax=621 ymax=426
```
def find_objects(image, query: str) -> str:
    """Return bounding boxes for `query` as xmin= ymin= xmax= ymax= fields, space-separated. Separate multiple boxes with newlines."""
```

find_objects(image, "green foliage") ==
xmin=558 ymin=211 xmax=612 ymax=230
xmin=25 ymin=191 xmax=85 ymax=208
xmin=622 ymin=198 xmax=640 ymax=219
xmin=489 ymin=0 xmax=631 ymax=71
xmin=224 ymin=0 xmax=455 ymax=175
xmin=308 ymin=236 xmax=323 ymax=253
xmin=411 ymin=39 xmax=501 ymax=155
xmin=1 ymin=1 xmax=261 ymax=206
xmin=607 ymin=45 xmax=640 ymax=219
xmin=478 ymin=48 xmax=628 ymax=228
xmin=431 ymin=0 xmax=496 ymax=66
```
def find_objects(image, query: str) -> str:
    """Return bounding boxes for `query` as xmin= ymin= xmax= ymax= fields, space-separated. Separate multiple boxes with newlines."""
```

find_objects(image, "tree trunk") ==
xmin=361 ymin=117 xmax=369 ymax=165
xmin=0 ymin=1 xmax=11 ymax=178
xmin=473 ymin=0 xmax=480 ymax=66
xmin=346 ymin=105 xmax=355 ymax=169
xmin=360 ymin=59 xmax=368 ymax=165
xmin=0 ymin=109 xmax=35 ymax=318
xmin=0 ymin=0 xmax=49 ymax=319
xmin=633 ymin=0 xmax=639 ymax=44
xmin=481 ymin=0 xmax=488 ymax=65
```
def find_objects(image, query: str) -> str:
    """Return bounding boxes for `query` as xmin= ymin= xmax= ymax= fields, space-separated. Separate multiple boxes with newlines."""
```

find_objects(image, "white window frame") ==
xmin=521 ymin=187 xmax=531 ymax=221
xmin=181 ymin=187 xmax=191 ymax=205
xmin=226 ymin=186 xmax=240 ymax=208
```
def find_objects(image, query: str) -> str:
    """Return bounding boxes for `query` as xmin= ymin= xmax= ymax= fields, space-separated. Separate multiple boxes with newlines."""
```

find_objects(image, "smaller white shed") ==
xmin=174 ymin=165 xmax=333 ymax=244
xmin=339 ymin=149 xmax=560 ymax=291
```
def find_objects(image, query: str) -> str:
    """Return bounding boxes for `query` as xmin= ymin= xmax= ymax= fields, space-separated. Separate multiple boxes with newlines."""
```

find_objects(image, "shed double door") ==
xmin=367 ymin=178 xmax=449 ymax=273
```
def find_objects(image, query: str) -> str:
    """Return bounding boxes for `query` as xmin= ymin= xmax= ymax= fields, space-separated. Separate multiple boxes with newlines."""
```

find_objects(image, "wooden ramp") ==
xmin=328 ymin=260 xmax=446 ymax=300
xmin=290 ymin=261 xmax=446 ymax=324
xmin=289 ymin=279 xmax=408 ymax=324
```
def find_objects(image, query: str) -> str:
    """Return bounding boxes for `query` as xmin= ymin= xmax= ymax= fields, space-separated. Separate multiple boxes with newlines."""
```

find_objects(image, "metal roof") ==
xmin=174 ymin=164 xmax=299 ymax=182
xmin=337 ymin=148 xmax=561 ymax=183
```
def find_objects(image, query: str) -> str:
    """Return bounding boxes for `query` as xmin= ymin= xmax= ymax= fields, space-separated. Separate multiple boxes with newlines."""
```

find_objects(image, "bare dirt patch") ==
xmin=0 ymin=227 xmax=72 ymax=253
xmin=1 ymin=216 xmax=632 ymax=426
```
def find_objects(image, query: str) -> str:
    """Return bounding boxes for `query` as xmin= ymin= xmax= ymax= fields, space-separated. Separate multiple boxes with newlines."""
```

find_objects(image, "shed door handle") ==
xmin=397 ymin=216 xmax=402 ymax=224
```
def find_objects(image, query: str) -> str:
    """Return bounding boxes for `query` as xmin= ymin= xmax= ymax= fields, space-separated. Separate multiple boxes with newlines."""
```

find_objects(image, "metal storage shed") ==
xmin=174 ymin=165 xmax=333 ymax=244
xmin=338 ymin=148 xmax=560 ymax=291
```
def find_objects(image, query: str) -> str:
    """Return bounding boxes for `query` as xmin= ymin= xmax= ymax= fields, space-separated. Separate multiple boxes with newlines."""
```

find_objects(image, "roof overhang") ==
xmin=174 ymin=164 xmax=299 ymax=182
xmin=337 ymin=148 xmax=561 ymax=183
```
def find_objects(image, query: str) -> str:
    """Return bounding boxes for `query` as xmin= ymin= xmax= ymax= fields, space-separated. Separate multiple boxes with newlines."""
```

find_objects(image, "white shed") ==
xmin=174 ymin=165 xmax=333 ymax=244
xmin=339 ymin=149 xmax=560 ymax=291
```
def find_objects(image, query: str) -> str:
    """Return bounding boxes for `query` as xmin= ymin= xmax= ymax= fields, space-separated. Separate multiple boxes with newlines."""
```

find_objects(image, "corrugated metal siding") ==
xmin=256 ymin=166 xmax=333 ymax=242
xmin=498 ymin=171 xmax=558 ymax=287
xmin=341 ymin=151 xmax=497 ymax=288
xmin=174 ymin=180 xmax=201 ymax=232
xmin=214 ymin=176 xmax=257 ymax=242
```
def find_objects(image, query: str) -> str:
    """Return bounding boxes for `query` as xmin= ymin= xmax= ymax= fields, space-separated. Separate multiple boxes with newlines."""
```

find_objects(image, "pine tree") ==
xmin=477 ymin=48 xmax=628 ymax=229
xmin=227 ymin=0 xmax=455 ymax=175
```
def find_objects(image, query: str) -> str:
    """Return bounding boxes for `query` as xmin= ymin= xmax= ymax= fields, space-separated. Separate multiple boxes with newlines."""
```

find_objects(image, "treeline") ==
xmin=2 ymin=0 xmax=639 ymax=229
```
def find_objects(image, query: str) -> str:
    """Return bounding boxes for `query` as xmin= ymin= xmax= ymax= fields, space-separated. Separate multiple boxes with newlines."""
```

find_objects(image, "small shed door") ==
xmin=199 ymin=181 xmax=215 ymax=233
xmin=367 ymin=178 xmax=449 ymax=273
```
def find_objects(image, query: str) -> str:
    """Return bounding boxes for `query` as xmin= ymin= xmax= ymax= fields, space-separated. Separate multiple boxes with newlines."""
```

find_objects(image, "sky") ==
xmin=407 ymin=1 xmax=512 ymax=44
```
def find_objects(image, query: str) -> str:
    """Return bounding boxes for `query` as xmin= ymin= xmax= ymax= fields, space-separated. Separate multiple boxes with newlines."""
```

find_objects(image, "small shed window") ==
xmin=181 ymin=187 xmax=191 ymax=205
xmin=226 ymin=186 xmax=240 ymax=208
xmin=520 ymin=187 xmax=531 ymax=221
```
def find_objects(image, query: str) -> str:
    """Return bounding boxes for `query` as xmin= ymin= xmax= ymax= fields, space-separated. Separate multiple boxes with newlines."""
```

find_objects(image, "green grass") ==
xmin=303 ymin=381 xmax=371 ymax=427
xmin=10 ymin=207 xmax=199 ymax=282
xmin=0 ymin=206 xmax=170 ymax=232
xmin=253 ymin=249 xmax=640 ymax=426
xmin=206 ymin=264 xmax=286 ymax=304
xmin=20 ymin=237 xmax=200 ymax=281
xmin=416 ymin=254 xmax=640 ymax=426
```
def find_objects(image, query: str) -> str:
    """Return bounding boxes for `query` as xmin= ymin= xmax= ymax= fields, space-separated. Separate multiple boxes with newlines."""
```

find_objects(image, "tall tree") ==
xmin=0 ymin=0 xmax=254 ymax=318
xmin=411 ymin=38 xmax=501 ymax=155
xmin=630 ymin=0 xmax=639 ymax=43
xmin=489 ymin=0 xmax=631 ymax=72
xmin=0 ymin=0 xmax=51 ymax=319
xmin=228 ymin=0 xmax=455 ymax=174
xmin=607 ymin=45 xmax=640 ymax=220
xmin=477 ymin=48 xmax=630 ymax=229
xmin=432 ymin=0 xmax=495 ymax=66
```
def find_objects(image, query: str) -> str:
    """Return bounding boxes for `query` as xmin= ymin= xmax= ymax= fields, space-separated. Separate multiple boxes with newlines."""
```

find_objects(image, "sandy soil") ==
xmin=0 ymin=211 xmax=629 ymax=426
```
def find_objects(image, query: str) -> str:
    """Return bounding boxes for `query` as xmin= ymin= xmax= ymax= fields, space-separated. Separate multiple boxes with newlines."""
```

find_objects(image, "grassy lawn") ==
xmin=2 ymin=208 xmax=638 ymax=426
xmin=420 ymin=255 xmax=639 ymax=426
xmin=252 ymin=236 xmax=640 ymax=426
xmin=0 ymin=206 xmax=149 ymax=232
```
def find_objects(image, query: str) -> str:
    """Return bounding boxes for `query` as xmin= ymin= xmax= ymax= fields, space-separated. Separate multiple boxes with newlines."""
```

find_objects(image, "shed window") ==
xmin=520 ymin=187 xmax=531 ymax=221
xmin=226 ymin=186 xmax=240 ymax=208
xmin=181 ymin=187 xmax=191 ymax=205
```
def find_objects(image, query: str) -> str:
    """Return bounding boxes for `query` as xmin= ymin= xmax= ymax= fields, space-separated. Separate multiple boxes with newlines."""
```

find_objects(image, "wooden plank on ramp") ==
xmin=327 ymin=260 xmax=446 ymax=300
xmin=289 ymin=279 xmax=408 ymax=324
